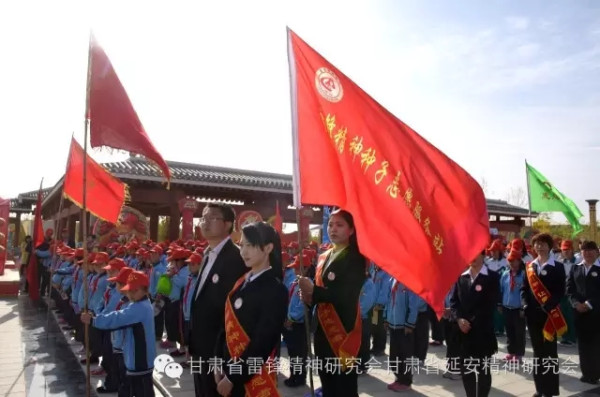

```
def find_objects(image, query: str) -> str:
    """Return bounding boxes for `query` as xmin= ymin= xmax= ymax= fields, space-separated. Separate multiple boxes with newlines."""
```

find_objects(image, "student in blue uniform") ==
xmin=180 ymin=252 xmax=201 ymax=366
xmin=164 ymin=248 xmax=190 ymax=356
xmin=370 ymin=264 xmax=391 ymax=356
xmin=81 ymin=271 xmax=156 ymax=397
xmin=385 ymin=278 xmax=420 ymax=392
xmin=108 ymin=267 xmax=133 ymax=396
xmin=282 ymin=254 xmax=310 ymax=388
xmin=89 ymin=252 xmax=110 ymax=368
xmin=358 ymin=273 xmax=376 ymax=372
xmin=149 ymin=245 xmax=167 ymax=341
xmin=499 ymin=249 xmax=526 ymax=363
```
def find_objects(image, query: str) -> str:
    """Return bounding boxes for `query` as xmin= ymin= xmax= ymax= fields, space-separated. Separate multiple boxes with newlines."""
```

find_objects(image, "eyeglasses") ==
xmin=199 ymin=216 xmax=224 ymax=223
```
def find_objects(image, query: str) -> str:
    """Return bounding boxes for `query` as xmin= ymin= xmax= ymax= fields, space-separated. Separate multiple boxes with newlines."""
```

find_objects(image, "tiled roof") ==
xmin=9 ymin=187 xmax=52 ymax=213
xmin=486 ymin=199 xmax=536 ymax=218
xmin=102 ymin=157 xmax=293 ymax=193
xmin=17 ymin=187 xmax=51 ymax=202
xmin=9 ymin=199 xmax=32 ymax=213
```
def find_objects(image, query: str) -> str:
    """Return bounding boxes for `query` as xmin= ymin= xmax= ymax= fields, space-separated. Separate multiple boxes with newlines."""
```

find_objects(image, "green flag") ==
xmin=526 ymin=162 xmax=584 ymax=236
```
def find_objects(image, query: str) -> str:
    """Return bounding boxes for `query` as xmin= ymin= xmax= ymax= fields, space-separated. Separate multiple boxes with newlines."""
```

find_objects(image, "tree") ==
xmin=158 ymin=217 xmax=170 ymax=242
xmin=532 ymin=213 xmax=552 ymax=234
xmin=506 ymin=186 xmax=528 ymax=208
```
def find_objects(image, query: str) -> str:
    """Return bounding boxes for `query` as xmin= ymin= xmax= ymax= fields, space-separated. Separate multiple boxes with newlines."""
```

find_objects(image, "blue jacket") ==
xmin=89 ymin=273 xmax=109 ymax=314
xmin=149 ymin=262 xmax=167 ymax=299
xmin=500 ymin=269 xmax=525 ymax=309
xmin=359 ymin=278 xmax=377 ymax=319
xmin=287 ymin=281 xmax=305 ymax=322
xmin=128 ymin=257 xmax=139 ymax=270
xmin=416 ymin=295 xmax=428 ymax=313
xmin=77 ymin=273 xmax=95 ymax=310
xmin=35 ymin=249 xmax=52 ymax=268
xmin=168 ymin=265 xmax=189 ymax=301
xmin=283 ymin=268 xmax=296 ymax=290
xmin=110 ymin=297 xmax=130 ymax=351
xmin=99 ymin=284 xmax=123 ymax=315
xmin=372 ymin=268 xmax=393 ymax=306
xmin=93 ymin=296 xmax=156 ymax=374
xmin=71 ymin=268 xmax=84 ymax=310
xmin=182 ymin=273 xmax=198 ymax=321
xmin=385 ymin=280 xmax=419 ymax=329
xmin=60 ymin=263 xmax=76 ymax=291
xmin=51 ymin=260 xmax=71 ymax=285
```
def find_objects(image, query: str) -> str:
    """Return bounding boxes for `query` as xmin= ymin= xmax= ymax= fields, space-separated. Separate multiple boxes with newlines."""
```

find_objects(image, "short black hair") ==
xmin=581 ymin=240 xmax=599 ymax=251
xmin=206 ymin=203 xmax=236 ymax=234
xmin=241 ymin=222 xmax=282 ymax=279
xmin=532 ymin=233 xmax=554 ymax=249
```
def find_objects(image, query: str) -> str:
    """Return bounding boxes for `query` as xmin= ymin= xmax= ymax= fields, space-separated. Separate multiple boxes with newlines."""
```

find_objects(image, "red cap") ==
xmin=104 ymin=258 xmax=127 ymax=271
xmin=287 ymin=254 xmax=311 ymax=269
xmin=108 ymin=267 xmax=134 ymax=284
xmin=121 ymin=271 xmax=149 ymax=291
xmin=168 ymin=248 xmax=191 ymax=261
xmin=511 ymin=239 xmax=524 ymax=251
xmin=302 ymin=248 xmax=317 ymax=260
xmin=92 ymin=252 xmax=110 ymax=265
xmin=70 ymin=248 xmax=85 ymax=259
xmin=45 ymin=228 xmax=54 ymax=238
xmin=288 ymin=241 xmax=299 ymax=249
xmin=507 ymin=249 xmax=522 ymax=262
xmin=186 ymin=252 xmax=203 ymax=265
xmin=150 ymin=246 xmax=163 ymax=255
xmin=488 ymin=240 xmax=503 ymax=252
xmin=561 ymin=240 xmax=573 ymax=251
xmin=136 ymin=248 xmax=147 ymax=256
xmin=281 ymin=251 xmax=291 ymax=264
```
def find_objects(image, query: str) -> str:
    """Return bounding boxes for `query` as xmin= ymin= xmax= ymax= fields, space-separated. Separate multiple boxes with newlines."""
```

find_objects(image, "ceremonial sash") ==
xmin=315 ymin=251 xmax=362 ymax=371
xmin=525 ymin=262 xmax=568 ymax=341
xmin=224 ymin=275 xmax=280 ymax=397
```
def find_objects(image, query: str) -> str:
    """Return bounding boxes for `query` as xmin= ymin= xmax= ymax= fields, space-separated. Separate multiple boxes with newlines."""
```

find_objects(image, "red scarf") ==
xmin=509 ymin=271 xmax=516 ymax=291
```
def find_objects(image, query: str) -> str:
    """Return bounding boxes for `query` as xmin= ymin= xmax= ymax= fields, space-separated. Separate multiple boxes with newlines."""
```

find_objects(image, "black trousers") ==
xmin=192 ymin=359 xmax=219 ymax=397
xmin=318 ymin=367 xmax=358 ymax=397
xmin=89 ymin=325 xmax=103 ymax=359
xmin=429 ymin=306 xmax=444 ymax=343
xmin=102 ymin=331 xmax=118 ymax=389
xmin=443 ymin=319 xmax=461 ymax=373
xmin=154 ymin=299 xmax=165 ymax=341
xmin=19 ymin=263 xmax=28 ymax=291
xmin=359 ymin=318 xmax=371 ymax=368
xmin=414 ymin=312 xmax=429 ymax=361
xmin=38 ymin=264 xmax=49 ymax=297
xmin=122 ymin=373 xmax=154 ymax=397
xmin=282 ymin=322 xmax=307 ymax=382
xmin=503 ymin=308 xmax=526 ymax=356
xmin=389 ymin=328 xmax=415 ymax=386
xmin=370 ymin=307 xmax=386 ymax=353
xmin=461 ymin=355 xmax=492 ymax=397
xmin=527 ymin=311 xmax=559 ymax=396
xmin=164 ymin=298 xmax=181 ymax=343
xmin=576 ymin=315 xmax=600 ymax=382
xmin=114 ymin=353 xmax=128 ymax=397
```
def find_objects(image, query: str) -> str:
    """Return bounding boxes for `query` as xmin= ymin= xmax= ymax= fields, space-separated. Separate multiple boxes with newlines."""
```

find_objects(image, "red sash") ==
xmin=103 ymin=288 xmax=111 ymax=306
xmin=525 ymin=262 xmax=568 ymax=341
xmin=224 ymin=275 xmax=280 ymax=397
xmin=315 ymin=250 xmax=362 ymax=370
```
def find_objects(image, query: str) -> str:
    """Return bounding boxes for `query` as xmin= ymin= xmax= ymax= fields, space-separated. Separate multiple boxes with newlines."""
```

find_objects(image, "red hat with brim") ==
xmin=104 ymin=258 xmax=127 ymax=272
xmin=121 ymin=271 xmax=149 ymax=291
xmin=108 ymin=267 xmax=134 ymax=284
xmin=92 ymin=252 xmax=110 ymax=265
xmin=507 ymin=249 xmax=522 ymax=262
xmin=287 ymin=254 xmax=311 ymax=269
xmin=561 ymin=240 xmax=573 ymax=251
xmin=185 ymin=252 xmax=203 ymax=265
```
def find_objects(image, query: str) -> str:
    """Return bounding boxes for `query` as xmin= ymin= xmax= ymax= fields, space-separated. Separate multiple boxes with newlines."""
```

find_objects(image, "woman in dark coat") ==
xmin=298 ymin=209 xmax=367 ymax=397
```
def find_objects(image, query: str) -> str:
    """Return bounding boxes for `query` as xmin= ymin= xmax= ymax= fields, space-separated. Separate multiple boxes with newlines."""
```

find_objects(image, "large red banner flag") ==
xmin=63 ymin=138 xmax=128 ymax=224
xmin=88 ymin=34 xmax=171 ymax=185
xmin=26 ymin=182 xmax=44 ymax=301
xmin=287 ymin=28 xmax=489 ymax=314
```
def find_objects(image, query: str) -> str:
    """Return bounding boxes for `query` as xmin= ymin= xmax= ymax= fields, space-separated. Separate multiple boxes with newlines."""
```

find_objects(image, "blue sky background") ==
xmin=1 ymin=0 xmax=598 ymax=224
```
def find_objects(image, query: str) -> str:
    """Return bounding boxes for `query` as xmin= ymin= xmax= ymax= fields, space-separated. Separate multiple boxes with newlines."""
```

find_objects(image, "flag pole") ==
xmin=525 ymin=159 xmax=533 ymax=227
xmin=82 ymin=31 xmax=93 ymax=397
xmin=287 ymin=26 xmax=315 ymax=397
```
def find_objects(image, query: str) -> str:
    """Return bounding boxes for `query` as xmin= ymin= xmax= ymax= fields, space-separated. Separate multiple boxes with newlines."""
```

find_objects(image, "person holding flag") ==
xmin=298 ymin=209 xmax=367 ymax=397
xmin=521 ymin=233 xmax=566 ymax=397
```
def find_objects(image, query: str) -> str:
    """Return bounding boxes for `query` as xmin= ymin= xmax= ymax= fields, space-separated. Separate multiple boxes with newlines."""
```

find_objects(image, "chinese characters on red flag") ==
xmin=63 ymin=138 xmax=127 ymax=224
xmin=88 ymin=35 xmax=171 ymax=185
xmin=287 ymin=28 xmax=489 ymax=314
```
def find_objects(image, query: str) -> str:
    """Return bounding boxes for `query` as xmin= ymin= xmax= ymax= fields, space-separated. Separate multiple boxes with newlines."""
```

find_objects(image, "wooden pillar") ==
xmin=13 ymin=213 xmax=21 ymax=248
xmin=150 ymin=213 xmax=159 ymax=242
xmin=168 ymin=205 xmax=180 ymax=241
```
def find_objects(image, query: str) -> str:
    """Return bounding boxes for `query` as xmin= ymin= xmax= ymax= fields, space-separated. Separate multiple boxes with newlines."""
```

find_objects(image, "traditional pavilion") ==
xmin=8 ymin=157 xmax=536 ymax=246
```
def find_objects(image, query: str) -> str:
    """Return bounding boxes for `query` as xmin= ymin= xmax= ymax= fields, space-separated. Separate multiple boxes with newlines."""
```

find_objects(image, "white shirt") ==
xmin=241 ymin=267 xmax=270 ymax=289
xmin=195 ymin=236 xmax=231 ymax=299
xmin=532 ymin=257 xmax=556 ymax=275
xmin=485 ymin=257 xmax=508 ymax=272
xmin=578 ymin=261 xmax=595 ymax=276
xmin=462 ymin=265 xmax=489 ymax=283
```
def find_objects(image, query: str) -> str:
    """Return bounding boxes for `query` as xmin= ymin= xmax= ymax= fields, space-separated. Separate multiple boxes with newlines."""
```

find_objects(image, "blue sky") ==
xmin=1 ymin=0 xmax=598 ymax=224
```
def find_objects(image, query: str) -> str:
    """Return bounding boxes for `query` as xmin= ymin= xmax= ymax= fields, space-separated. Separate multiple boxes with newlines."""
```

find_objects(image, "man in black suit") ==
xmin=451 ymin=250 xmax=499 ymax=397
xmin=521 ymin=233 xmax=565 ymax=397
xmin=566 ymin=240 xmax=600 ymax=384
xmin=188 ymin=203 xmax=248 ymax=397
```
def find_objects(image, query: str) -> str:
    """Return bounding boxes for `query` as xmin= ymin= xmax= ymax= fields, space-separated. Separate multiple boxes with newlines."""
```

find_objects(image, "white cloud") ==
xmin=506 ymin=16 xmax=530 ymax=31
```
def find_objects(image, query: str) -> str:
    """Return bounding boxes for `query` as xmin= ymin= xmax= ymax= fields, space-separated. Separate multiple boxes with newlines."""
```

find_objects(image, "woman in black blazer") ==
xmin=214 ymin=221 xmax=288 ymax=397
xmin=298 ymin=209 xmax=367 ymax=397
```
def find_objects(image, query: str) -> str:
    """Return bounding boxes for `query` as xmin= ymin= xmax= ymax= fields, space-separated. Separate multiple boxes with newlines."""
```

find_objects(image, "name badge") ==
xmin=592 ymin=272 xmax=598 ymax=277
xmin=327 ymin=272 xmax=336 ymax=281
xmin=475 ymin=284 xmax=482 ymax=292
xmin=234 ymin=298 xmax=243 ymax=309
xmin=541 ymin=270 xmax=547 ymax=276
xmin=212 ymin=274 xmax=219 ymax=284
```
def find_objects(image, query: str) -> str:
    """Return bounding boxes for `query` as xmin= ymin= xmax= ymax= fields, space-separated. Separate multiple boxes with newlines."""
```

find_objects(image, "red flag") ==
xmin=63 ymin=138 xmax=128 ymax=224
xmin=287 ymin=29 xmax=489 ymax=314
xmin=26 ymin=182 xmax=44 ymax=301
xmin=274 ymin=201 xmax=283 ymax=235
xmin=88 ymin=35 xmax=171 ymax=184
